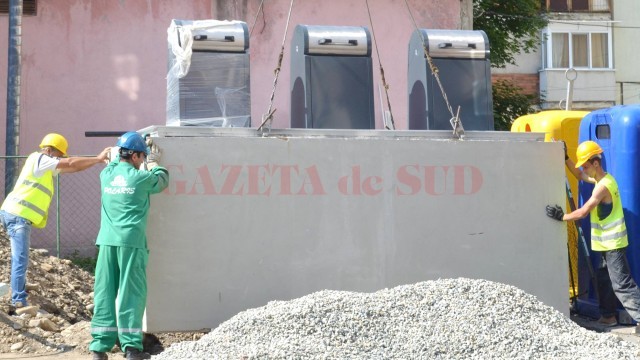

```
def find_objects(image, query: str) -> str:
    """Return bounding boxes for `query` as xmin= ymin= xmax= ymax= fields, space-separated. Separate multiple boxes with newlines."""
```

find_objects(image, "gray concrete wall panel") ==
xmin=143 ymin=129 xmax=567 ymax=332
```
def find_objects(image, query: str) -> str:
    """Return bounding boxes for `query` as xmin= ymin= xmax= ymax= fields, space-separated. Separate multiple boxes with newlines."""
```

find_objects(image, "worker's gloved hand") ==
xmin=145 ymin=139 xmax=161 ymax=170
xmin=546 ymin=205 xmax=564 ymax=221
xmin=98 ymin=147 xmax=112 ymax=164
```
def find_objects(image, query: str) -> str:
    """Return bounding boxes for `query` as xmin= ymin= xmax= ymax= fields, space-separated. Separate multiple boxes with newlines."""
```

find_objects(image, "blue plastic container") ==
xmin=577 ymin=105 xmax=640 ymax=322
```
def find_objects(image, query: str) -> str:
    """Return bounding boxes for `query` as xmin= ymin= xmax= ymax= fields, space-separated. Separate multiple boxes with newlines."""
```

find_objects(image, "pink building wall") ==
xmin=226 ymin=0 xmax=461 ymax=130
xmin=0 ymin=0 xmax=460 ymax=155
xmin=0 ymin=0 xmax=460 ymax=255
xmin=0 ymin=0 xmax=213 ymax=155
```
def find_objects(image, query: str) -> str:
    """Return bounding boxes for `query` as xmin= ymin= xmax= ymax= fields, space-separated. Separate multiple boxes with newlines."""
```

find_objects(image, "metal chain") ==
xmin=258 ymin=0 xmax=295 ymax=132
xmin=403 ymin=0 xmax=463 ymax=137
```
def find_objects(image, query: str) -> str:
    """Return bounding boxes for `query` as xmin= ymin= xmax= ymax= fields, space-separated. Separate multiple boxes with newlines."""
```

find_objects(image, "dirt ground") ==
xmin=0 ymin=330 xmax=203 ymax=359
xmin=3 ymin=228 xmax=640 ymax=359
xmin=0 ymin=349 xmax=117 ymax=359
xmin=0 ymin=229 xmax=205 ymax=359
xmin=0 ymin=316 xmax=639 ymax=360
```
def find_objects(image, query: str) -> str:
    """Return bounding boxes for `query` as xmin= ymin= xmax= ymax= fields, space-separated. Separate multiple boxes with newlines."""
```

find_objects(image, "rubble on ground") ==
xmin=154 ymin=278 xmax=640 ymax=360
xmin=0 ymin=227 xmax=205 ymax=356
xmin=2 ymin=225 xmax=639 ymax=359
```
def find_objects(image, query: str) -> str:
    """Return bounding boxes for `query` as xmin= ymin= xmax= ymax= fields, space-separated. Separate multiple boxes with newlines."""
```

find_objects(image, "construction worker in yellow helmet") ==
xmin=0 ymin=133 xmax=110 ymax=309
xmin=546 ymin=140 xmax=640 ymax=326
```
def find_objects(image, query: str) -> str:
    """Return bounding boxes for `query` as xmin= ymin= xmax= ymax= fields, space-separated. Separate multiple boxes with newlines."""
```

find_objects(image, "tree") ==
xmin=473 ymin=0 xmax=548 ymax=69
xmin=492 ymin=79 xmax=538 ymax=130
xmin=473 ymin=0 xmax=548 ymax=130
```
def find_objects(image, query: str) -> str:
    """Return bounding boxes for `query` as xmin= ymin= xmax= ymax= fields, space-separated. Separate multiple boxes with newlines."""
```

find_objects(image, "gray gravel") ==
xmin=152 ymin=278 xmax=640 ymax=359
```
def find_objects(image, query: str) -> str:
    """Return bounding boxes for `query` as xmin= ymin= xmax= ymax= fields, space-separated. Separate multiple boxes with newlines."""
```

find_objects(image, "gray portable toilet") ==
xmin=290 ymin=25 xmax=375 ymax=129
xmin=408 ymin=29 xmax=494 ymax=130
xmin=167 ymin=20 xmax=251 ymax=127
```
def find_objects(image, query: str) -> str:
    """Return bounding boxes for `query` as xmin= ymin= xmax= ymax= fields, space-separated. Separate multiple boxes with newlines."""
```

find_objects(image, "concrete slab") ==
xmin=142 ymin=128 xmax=570 ymax=332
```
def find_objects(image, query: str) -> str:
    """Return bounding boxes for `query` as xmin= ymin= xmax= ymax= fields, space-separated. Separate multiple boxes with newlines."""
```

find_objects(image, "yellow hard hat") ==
xmin=575 ymin=140 xmax=603 ymax=168
xmin=39 ymin=133 xmax=68 ymax=156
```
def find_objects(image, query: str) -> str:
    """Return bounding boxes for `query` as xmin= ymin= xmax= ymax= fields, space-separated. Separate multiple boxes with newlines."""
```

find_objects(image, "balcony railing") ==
xmin=542 ymin=0 xmax=610 ymax=12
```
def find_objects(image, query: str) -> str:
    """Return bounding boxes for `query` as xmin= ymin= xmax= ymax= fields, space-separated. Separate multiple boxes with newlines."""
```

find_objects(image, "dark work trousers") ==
xmin=597 ymin=248 xmax=640 ymax=321
xmin=597 ymin=252 xmax=619 ymax=317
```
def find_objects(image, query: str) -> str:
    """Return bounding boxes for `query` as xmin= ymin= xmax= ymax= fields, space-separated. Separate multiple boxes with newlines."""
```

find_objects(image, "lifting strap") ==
xmin=365 ymin=0 xmax=396 ymax=130
xmin=249 ymin=0 xmax=265 ymax=37
xmin=402 ymin=0 xmax=464 ymax=138
xmin=258 ymin=0 xmax=295 ymax=132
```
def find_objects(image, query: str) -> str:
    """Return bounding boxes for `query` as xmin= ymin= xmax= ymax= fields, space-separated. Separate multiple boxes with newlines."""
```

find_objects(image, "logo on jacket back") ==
xmin=111 ymin=175 xmax=127 ymax=187
xmin=104 ymin=175 xmax=135 ymax=194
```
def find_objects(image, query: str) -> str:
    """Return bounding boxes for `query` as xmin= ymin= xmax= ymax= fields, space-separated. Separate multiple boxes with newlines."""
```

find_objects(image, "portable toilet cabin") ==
xmin=408 ymin=29 xmax=494 ymax=130
xmin=166 ymin=19 xmax=251 ymax=127
xmin=511 ymin=110 xmax=589 ymax=300
xmin=290 ymin=25 xmax=375 ymax=129
xmin=577 ymin=105 xmax=640 ymax=323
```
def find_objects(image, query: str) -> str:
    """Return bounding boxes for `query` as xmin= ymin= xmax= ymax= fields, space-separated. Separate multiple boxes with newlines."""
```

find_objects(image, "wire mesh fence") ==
xmin=0 ymin=155 xmax=102 ymax=259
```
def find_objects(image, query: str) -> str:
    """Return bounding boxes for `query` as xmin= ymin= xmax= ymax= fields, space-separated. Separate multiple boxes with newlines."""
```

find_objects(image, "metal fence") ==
xmin=1 ymin=155 xmax=102 ymax=258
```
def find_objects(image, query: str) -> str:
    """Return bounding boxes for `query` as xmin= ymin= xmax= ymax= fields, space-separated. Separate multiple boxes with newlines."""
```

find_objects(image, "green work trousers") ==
xmin=89 ymin=245 xmax=148 ymax=353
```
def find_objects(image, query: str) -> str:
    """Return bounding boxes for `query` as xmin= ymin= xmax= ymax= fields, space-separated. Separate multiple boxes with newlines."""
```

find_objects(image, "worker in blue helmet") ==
xmin=89 ymin=131 xmax=169 ymax=360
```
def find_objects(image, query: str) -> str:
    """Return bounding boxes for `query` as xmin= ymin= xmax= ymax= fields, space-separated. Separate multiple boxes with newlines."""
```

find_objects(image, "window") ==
xmin=545 ymin=31 xmax=610 ymax=69
xmin=0 ymin=0 xmax=37 ymax=16
xmin=596 ymin=124 xmax=610 ymax=140
xmin=572 ymin=34 xmax=588 ymax=67
xmin=591 ymin=33 xmax=608 ymax=68
xmin=542 ymin=0 xmax=609 ymax=12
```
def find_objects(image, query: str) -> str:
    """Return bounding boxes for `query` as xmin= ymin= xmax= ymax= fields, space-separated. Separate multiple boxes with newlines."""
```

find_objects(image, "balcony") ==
xmin=539 ymin=69 xmax=615 ymax=110
xmin=542 ymin=0 xmax=610 ymax=12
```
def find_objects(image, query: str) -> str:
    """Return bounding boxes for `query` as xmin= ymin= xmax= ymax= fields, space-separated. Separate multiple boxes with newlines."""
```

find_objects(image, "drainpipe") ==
xmin=4 ymin=0 xmax=22 ymax=196
xmin=460 ymin=0 xmax=473 ymax=30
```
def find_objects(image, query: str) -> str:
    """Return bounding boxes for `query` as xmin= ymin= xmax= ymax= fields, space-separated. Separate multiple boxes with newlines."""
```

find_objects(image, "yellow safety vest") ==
xmin=1 ymin=152 xmax=55 ymax=228
xmin=590 ymin=173 xmax=628 ymax=251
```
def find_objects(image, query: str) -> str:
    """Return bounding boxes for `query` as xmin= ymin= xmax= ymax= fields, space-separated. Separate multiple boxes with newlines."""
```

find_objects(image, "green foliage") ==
xmin=472 ymin=0 xmax=548 ymax=128
xmin=492 ymin=79 xmax=537 ymax=131
xmin=473 ymin=0 xmax=548 ymax=69
xmin=65 ymin=250 xmax=98 ymax=275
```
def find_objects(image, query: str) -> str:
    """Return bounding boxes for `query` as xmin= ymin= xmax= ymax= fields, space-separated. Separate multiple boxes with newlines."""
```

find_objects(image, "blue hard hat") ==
xmin=116 ymin=132 xmax=148 ymax=154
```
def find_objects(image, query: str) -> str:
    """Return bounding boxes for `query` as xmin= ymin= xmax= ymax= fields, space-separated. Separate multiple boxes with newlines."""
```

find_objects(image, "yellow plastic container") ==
xmin=511 ymin=110 xmax=589 ymax=299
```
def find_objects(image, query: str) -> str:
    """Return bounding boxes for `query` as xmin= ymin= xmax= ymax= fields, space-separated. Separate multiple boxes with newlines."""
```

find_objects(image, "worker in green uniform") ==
xmin=89 ymin=132 xmax=169 ymax=360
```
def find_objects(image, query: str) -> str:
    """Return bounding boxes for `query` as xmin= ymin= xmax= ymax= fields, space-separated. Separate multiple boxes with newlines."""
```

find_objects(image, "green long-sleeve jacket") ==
xmin=96 ymin=161 xmax=169 ymax=249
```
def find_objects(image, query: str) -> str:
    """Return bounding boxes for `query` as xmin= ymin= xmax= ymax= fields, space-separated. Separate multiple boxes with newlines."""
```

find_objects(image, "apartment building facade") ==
xmin=494 ymin=0 xmax=638 ymax=111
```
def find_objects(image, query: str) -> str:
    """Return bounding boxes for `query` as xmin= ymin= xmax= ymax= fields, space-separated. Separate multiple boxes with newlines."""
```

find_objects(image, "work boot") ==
xmin=7 ymin=302 xmax=23 ymax=316
xmin=125 ymin=347 xmax=150 ymax=360
xmin=597 ymin=315 xmax=617 ymax=326
xmin=91 ymin=351 xmax=108 ymax=360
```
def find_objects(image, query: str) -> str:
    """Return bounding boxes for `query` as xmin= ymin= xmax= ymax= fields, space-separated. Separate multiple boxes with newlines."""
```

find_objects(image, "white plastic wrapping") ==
xmin=166 ymin=20 xmax=251 ymax=127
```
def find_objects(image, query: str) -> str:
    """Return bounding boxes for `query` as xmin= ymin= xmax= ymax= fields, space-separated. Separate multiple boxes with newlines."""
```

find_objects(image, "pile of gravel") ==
xmin=152 ymin=278 xmax=639 ymax=359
